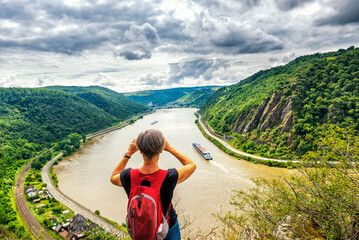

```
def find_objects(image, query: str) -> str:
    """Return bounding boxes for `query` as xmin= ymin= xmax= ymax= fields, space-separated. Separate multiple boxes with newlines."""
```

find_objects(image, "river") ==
xmin=54 ymin=108 xmax=291 ymax=236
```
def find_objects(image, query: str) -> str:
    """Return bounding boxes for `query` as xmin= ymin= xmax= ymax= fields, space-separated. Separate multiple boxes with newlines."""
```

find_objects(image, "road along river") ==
xmin=54 ymin=108 xmax=292 ymax=235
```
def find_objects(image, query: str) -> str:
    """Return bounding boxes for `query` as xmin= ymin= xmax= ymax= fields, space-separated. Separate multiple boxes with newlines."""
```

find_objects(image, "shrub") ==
xmin=217 ymin=126 xmax=359 ymax=239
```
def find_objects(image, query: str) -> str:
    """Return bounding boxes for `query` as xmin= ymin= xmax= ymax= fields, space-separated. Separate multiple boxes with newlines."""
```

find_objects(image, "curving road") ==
xmin=198 ymin=116 xmax=298 ymax=163
xmin=42 ymin=153 xmax=127 ymax=237
xmin=15 ymin=158 xmax=55 ymax=240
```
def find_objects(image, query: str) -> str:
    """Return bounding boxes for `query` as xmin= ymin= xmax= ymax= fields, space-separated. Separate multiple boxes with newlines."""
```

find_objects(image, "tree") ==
xmin=52 ymin=207 xmax=62 ymax=214
xmin=31 ymin=160 xmax=42 ymax=170
xmin=218 ymin=126 xmax=359 ymax=239
xmin=95 ymin=210 xmax=100 ymax=216
xmin=37 ymin=208 xmax=45 ymax=215
xmin=43 ymin=219 xmax=52 ymax=228
xmin=68 ymin=133 xmax=82 ymax=149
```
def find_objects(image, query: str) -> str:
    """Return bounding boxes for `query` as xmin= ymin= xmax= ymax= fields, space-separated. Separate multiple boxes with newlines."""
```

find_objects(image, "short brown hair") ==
xmin=136 ymin=129 xmax=165 ymax=160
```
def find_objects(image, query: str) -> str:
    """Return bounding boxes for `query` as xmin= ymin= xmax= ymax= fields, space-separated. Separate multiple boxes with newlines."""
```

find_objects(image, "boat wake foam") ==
xmin=209 ymin=161 xmax=229 ymax=174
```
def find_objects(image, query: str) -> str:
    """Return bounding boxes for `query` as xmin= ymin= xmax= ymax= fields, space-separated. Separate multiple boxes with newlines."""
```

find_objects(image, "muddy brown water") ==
xmin=54 ymin=108 xmax=291 ymax=235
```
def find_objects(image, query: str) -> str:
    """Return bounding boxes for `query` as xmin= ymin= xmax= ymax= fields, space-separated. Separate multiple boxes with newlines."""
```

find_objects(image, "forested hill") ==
xmin=0 ymin=87 xmax=149 ymax=144
xmin=200 ymin=46 xmax=359 ymax=159
xmin=124 ymin=86 xmax=220 ymax=107
xmin=164 ymin=87 xmax=219 ymax=108
xmin=44 ymin=85 xmax=150 ymax=120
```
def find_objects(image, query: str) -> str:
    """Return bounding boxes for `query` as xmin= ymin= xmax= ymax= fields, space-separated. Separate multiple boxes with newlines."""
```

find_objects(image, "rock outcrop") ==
xmin=235 ymin=89 xmax=295 ymax=134
xmin=244 ymin=98 xmax=270 ymax=133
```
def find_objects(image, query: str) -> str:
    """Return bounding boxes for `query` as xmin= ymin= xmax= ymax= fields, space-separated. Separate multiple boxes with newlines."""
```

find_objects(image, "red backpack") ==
xmin=126 ymin=169 xmax=170 ymax=240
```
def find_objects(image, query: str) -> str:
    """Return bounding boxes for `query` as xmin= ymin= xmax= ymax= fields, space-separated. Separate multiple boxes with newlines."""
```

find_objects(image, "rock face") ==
xmin=235 ymin=89 xmax=295 ymax=134
xmin=244 ymin=98 xmax=270 ymax=133
xmin=259 ymin=92 xmax=282 ymax=127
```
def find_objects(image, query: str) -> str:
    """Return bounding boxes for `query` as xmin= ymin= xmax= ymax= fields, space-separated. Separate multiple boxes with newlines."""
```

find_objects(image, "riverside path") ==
xmin=198 ymin=116 xmax=296 ymax=163
xmin=42 ymin=153 xmax=127 ymax=238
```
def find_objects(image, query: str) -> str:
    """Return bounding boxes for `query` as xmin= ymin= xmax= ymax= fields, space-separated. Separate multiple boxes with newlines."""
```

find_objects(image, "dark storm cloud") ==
xmin=0 ymin=0 xmax=161 ymax=55
xmin=195 ymin=0 xmax=261 ymax=13
xmin=169 ymin=58 xmax=229 ymax=83
xmin=182 ymin=11 xmax=285 ymax=55
xmin=274 ymin=0 xmax=314 ymax=11
xmin=211 ymin=30 xmax=284 ymax=54
xmin=154 ymin=17 xmax=190 ymax=43
xmin=0 ymin=25 xmax=112 ymax=54
xmin=118 ymin=23 xmax=160 ymax=60
xmin=119 ymin=50 xmax=151 ymax=60
xmin=315 ymin=0 xmax=359 ymax=25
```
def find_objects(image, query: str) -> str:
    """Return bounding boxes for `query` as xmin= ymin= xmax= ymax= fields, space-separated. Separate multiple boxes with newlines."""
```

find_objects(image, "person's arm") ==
xmin=110 ymin=139 xmax=138 ymax=187
xmin=164 ymin=140 xmax=196 ymax=184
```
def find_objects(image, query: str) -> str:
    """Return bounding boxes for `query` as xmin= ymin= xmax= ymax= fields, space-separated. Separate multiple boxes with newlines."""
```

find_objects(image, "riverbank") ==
xmin=42 ymin=153 xmax=127 ymax=237
xmin=196 ymin=115 xmax=298 ymax=168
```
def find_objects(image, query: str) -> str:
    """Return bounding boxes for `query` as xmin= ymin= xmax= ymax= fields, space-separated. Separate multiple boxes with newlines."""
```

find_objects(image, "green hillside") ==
xmin=124 ymin=86 xmax=220 ymax=107
xmin=45 ymin=86 xmax=150 ymax=120
xmin=0 ymin=87 xmax=150 ymax=237
xmin=200 ymin=46 xmax=359 ymax=158
xmin=165 ymin=87 xmax=220 ymax=108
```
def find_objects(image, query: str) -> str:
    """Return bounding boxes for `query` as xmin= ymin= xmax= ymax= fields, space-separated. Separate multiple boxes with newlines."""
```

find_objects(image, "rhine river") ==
xmin=54 ymin=108 xmax=291 ymax=235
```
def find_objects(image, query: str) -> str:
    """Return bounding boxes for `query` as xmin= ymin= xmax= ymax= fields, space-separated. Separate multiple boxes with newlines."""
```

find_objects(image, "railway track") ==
xmin=14 ymin=158 xmax=55 ymax=240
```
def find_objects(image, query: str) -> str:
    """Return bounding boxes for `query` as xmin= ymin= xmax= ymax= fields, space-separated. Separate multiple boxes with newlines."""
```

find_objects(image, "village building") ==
xmin=68 ymin=214 xmax=88 ymax=235
xmin=62 ymin=210 xmax=71 ymax=215
xmin=25 ymin=185 xmax=37 ymax=197
xmin=49 ymin=213 xmax=102 ymax=239
xmin=34 ymin=204 xmax=45 ymax=209
xmin=30 ymin=198 xmax=41 ymax=204
xmin=54 ymin=224 xmax=63 ymax=233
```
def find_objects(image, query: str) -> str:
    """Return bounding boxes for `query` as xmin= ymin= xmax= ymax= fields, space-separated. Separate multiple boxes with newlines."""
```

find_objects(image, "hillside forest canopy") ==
xmin=200 ymin=46 xmax=359 ymax=159
xmin=0 ymin=87 xmax=150 ymax=238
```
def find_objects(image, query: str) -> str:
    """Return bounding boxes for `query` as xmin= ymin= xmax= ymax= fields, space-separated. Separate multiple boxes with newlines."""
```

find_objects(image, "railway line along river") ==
xmin=54 ymin=108 xmax=291 ymax=235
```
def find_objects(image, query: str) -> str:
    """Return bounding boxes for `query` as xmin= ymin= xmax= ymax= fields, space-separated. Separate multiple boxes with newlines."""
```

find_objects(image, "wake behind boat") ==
xmin=192 ymin=143 xmax=213 ymax=160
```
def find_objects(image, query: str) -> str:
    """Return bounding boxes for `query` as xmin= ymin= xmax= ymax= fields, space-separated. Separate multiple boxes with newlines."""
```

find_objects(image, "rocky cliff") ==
xmin=234 ymin=89 xmax=295 ymax=135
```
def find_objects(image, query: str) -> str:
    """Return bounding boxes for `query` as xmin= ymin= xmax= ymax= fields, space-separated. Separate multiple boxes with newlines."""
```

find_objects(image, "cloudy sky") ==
xmin=0 ymin=0 xmax=358 ymax=93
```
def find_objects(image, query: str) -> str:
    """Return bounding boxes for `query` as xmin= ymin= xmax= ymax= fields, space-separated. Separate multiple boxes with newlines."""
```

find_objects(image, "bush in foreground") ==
xmin=218 ymin=125 xmax=359 ymax=239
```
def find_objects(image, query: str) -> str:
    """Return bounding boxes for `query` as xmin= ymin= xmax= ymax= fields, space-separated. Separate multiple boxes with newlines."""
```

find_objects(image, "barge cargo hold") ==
xmin=192 ymin=143 xmax=213 ymax=160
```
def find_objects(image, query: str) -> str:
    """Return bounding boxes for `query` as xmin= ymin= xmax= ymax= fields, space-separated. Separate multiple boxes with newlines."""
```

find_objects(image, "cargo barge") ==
xmin=192 ymin=143 xmax=213 ymax=160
